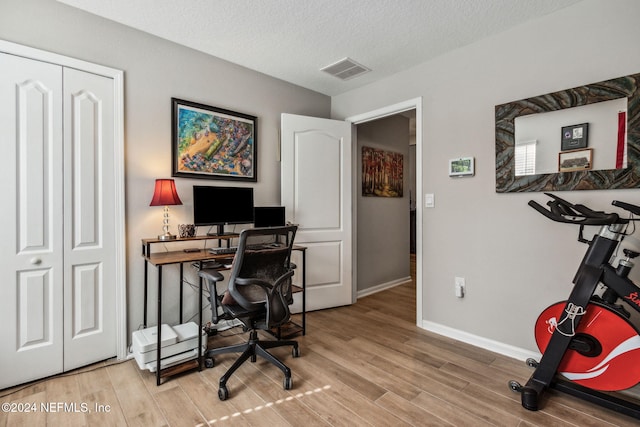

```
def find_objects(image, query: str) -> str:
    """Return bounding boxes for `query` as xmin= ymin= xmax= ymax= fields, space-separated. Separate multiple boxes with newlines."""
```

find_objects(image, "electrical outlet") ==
xmin=455 ymin=277 xmax=465 ymax=298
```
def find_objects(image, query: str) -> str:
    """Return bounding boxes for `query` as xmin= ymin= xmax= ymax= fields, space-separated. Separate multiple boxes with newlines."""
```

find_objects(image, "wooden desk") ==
xmin=141 ymin=235 xmax=306 ymax=385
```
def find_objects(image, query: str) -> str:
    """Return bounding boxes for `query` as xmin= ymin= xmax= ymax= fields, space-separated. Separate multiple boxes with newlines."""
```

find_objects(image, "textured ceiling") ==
xmin=56 ymin=0 xmax=583 ymax=96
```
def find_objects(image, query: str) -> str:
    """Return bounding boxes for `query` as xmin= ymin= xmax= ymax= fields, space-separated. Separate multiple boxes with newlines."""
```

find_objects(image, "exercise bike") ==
xmin=509 ymin=193 xmax=640 ymax=419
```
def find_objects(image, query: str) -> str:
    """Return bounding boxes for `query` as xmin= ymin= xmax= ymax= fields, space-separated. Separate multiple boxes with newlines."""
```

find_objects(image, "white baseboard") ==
xmin=421 ymin=320 xmax=541 ymax=362
xmin=357 ymin=276 xmax=412 ymax=299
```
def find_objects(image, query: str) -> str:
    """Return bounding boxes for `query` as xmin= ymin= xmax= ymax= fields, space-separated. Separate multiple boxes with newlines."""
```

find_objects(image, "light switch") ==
xmin=425 ymin=193 xmax=435 ymax=208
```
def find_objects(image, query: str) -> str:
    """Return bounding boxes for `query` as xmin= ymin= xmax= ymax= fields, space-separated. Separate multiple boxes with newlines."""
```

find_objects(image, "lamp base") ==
xmin=157 ymin=233 xmax=177 ymax=241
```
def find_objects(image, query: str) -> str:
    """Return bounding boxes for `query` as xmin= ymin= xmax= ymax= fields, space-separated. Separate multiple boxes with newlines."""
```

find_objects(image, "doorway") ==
xmin=346 ymin=98 xmax=423 ymax=326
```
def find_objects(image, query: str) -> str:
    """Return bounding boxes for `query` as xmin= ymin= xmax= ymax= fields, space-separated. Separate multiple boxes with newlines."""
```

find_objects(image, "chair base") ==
xmin=205 ymin=329 xmax=299 ymax=400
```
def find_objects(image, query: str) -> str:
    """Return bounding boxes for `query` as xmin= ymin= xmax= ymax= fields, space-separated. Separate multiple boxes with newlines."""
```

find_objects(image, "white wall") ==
xmin=357 ymin=115 xmax=411 ymax=293
xmin=515 ymin=97 xmax=627 ymax=174
xmin=0 ymin=0 xmax=330 ymax=338
xmin=332 ymin=0 xmax=640 ymax=353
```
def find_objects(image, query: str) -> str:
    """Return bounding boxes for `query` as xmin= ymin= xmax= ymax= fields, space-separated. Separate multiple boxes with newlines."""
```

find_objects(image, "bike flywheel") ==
xmin=535 ymin=301 xmax=640 ymax=391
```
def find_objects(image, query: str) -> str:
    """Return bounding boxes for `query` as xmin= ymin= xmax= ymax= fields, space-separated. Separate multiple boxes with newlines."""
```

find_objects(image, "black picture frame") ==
xmin=561 ymin=123 xmax=589 ymax=151
xmin=171 ymin=98 xmax=257 ymax=182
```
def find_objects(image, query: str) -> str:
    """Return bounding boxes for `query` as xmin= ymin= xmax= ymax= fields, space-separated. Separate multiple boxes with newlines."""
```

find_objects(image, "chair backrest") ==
xmin=227 ymin=225 xmax=297 ymax=327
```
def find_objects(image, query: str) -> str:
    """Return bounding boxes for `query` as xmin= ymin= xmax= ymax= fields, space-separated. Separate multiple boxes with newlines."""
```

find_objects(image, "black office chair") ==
xmin=198 ymin=225 xmax=300 ymax=400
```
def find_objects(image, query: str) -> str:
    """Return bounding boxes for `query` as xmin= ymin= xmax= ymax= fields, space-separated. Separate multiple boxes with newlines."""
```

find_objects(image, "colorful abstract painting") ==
xmin=171 ymin=98 xmax=257 ymax=181
xmin=362 ymin=146 xmax=403 ymax=197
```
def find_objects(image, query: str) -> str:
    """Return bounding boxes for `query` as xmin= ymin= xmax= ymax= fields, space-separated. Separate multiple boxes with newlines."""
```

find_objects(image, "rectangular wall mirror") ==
xmin=495 ymin=72 xmax=640 ymax=192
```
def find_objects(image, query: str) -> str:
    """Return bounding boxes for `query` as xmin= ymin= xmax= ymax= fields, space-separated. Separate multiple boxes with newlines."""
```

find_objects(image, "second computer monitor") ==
xmin=253 ymin=206 xmax=285 ymax=228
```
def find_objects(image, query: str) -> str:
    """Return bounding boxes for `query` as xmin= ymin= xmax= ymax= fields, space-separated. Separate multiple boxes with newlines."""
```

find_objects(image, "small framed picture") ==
xmin=558 ymin=148 xmax=593 ymax=172
xmin=561 ymin=123 xmax=589 ymax=151
xmin=449 ymin=157 xmax=475 ymax=177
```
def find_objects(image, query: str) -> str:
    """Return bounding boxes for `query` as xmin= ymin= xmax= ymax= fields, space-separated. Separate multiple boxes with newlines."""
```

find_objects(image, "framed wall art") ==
xmin=561 ymin=123 xmax=589 ymax=151
xmin=362 ymin=146 xmax=403 ymax=197
xmin=449 ymin=157 xmax=475 ymax=177
xmin=559 ymin=148 xmax=593 ymax=172
xmin=171 ymin=98 xmax=257 ymax=181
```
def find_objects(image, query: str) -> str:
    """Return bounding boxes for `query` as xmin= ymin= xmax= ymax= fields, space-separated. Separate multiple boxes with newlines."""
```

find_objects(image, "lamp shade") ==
xmin=149 ymin=179 xmax=182 ymax=206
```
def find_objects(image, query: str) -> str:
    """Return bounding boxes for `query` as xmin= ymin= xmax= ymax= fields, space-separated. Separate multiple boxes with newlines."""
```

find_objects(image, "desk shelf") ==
xmin=142 ymin=234 xmax=239 ymax=258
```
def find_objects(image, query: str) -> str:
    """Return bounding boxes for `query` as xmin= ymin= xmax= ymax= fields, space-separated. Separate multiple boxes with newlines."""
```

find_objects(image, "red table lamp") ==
xmin=149 ymin=179 xmax=183 ymax=240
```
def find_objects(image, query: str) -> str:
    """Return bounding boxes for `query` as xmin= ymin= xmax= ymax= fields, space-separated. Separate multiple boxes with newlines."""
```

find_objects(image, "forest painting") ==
xmin=362 ymin=146 xmax=403 ymax=197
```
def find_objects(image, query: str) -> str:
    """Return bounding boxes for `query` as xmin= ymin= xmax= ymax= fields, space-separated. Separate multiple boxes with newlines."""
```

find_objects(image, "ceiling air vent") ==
xmin=320 ymin=57 xmax=371 ymax=81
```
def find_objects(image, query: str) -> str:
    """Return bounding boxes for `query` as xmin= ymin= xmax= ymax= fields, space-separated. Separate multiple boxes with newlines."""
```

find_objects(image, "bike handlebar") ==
xmin=612 ymin=200 xmax=640 ymax=216
xmin=528 ymin=193 xmax=625 ymax=225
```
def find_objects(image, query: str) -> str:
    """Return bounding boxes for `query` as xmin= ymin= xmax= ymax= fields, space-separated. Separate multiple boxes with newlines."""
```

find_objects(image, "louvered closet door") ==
xmin=0 ymin=53 xmax=65 ymax=388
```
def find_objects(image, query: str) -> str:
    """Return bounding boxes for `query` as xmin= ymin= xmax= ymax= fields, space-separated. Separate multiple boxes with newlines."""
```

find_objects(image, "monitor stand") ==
xmin=206 ymin=224 xmax=235 ymax=237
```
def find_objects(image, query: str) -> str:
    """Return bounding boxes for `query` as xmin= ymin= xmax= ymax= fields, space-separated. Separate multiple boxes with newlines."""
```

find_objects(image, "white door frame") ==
xmin=346 ymin=97 xmax=423 ymax=326
xmin=0 ymin=39 xmax=128 ymax=359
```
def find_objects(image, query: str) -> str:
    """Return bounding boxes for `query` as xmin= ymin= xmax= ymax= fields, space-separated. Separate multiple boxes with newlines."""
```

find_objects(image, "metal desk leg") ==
xmin=198 ymin=276 xmax=203 ymax=370
xmin=156 ymin=265 xmax=163 ymax=386
xmin=302 ymin=250 xmax=306 ymax=335
xmin=179 ymin=263 xmax=184 ymax=323
xmin=143 ymin=261 xmax=148 ymax=328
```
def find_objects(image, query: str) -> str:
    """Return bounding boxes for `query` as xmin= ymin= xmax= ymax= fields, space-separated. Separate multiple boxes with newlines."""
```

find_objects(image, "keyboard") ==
xmin=209 ymin=247 xmax=237 ymax=255
xmin=208 ymin=243 xmax=283 ymax=255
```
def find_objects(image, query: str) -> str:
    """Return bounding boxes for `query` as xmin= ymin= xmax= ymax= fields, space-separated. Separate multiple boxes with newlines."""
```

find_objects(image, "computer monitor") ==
xmin=193 ymin=186 xmax=254 ymax=236
xmin=254 ymin=206 xmax=286 ymax=228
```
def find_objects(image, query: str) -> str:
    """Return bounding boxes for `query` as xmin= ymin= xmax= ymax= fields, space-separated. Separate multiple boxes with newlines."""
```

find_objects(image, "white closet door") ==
xmin=0 ymin=53 xmax=65 ymax=388
xmin=62 ymin=68 xmax=117 ymax=370
xmin=0 ymin=52 xmax=119 ymax=388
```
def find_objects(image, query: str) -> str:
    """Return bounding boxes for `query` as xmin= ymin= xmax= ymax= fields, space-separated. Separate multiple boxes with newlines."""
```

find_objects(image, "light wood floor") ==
xmin=2 ymin=271 xmax=639 ymax=426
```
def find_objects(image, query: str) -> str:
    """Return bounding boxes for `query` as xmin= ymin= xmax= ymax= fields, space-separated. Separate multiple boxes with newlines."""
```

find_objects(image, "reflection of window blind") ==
xmin=515 ymin=140 xmax=536 ymax=175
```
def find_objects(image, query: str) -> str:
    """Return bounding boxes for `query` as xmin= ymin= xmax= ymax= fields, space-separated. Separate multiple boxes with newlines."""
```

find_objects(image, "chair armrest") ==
xmin=198 ymin=269 xmax=224 ymax=282
xmin=198 ymin=268 xmax=226 ymax=324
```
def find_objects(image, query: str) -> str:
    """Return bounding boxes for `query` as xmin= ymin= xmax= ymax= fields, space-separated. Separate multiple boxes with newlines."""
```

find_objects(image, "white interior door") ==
xmin=62 ymin=68 xmax=117 ymax=370
xmin=0 ymin=50 xmax=120 ymax=388
xmin=281 ymin=113 xmax=354 ymax=311
xmin=0 ymin=53 xmax=65 ymax=388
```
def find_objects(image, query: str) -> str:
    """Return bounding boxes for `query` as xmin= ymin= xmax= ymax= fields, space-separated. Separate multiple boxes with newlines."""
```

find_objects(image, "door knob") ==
xmin=30 ymin=257 xmax=42 ymax=265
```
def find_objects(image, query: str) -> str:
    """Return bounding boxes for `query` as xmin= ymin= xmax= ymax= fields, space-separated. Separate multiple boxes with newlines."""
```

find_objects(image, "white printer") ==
xmin=132 ymin=322 xmax=205 ymax=372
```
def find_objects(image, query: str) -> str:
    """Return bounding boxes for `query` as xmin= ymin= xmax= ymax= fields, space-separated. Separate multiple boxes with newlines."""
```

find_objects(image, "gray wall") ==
xmin=0 ymin=0 xmax=330 ymax=336
xmin=333 ymin=0 xmax=640 ymax=353
xmin=357 ymin=115 xmax=411 ymax=294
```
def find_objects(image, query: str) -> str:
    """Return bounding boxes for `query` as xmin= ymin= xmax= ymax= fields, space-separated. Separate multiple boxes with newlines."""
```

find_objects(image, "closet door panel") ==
xmin=63 ymin=68 xmax=117 ymax=370
xmin=0 ymin=53 xmax=64 ymax=389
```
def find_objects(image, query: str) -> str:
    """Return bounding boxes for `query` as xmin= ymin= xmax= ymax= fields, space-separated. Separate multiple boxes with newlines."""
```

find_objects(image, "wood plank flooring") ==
xmin=2 ymin=269 xmax=639 ymax=426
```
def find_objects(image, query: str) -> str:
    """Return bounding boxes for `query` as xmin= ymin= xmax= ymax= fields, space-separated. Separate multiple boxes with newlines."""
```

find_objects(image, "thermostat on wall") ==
xmin=449 ymin=157 xmax=475 ymax=177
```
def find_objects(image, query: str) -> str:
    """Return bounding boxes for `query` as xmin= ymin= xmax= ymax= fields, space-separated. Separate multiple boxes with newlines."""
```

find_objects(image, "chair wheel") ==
xmin=284 ymin=376 xmax=293 ymax=390
xmin=204 ymin=357 xmax=214 ymax=368
xmin=526 ymin=358 xmax=538 ymax=368
xmin=508 ymin=380 xmax=523 ymax=393
xmin=292 ymin=346 xmax=300 ymax=358
xmin=218 ymin=385 xmax=229 ymax=401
